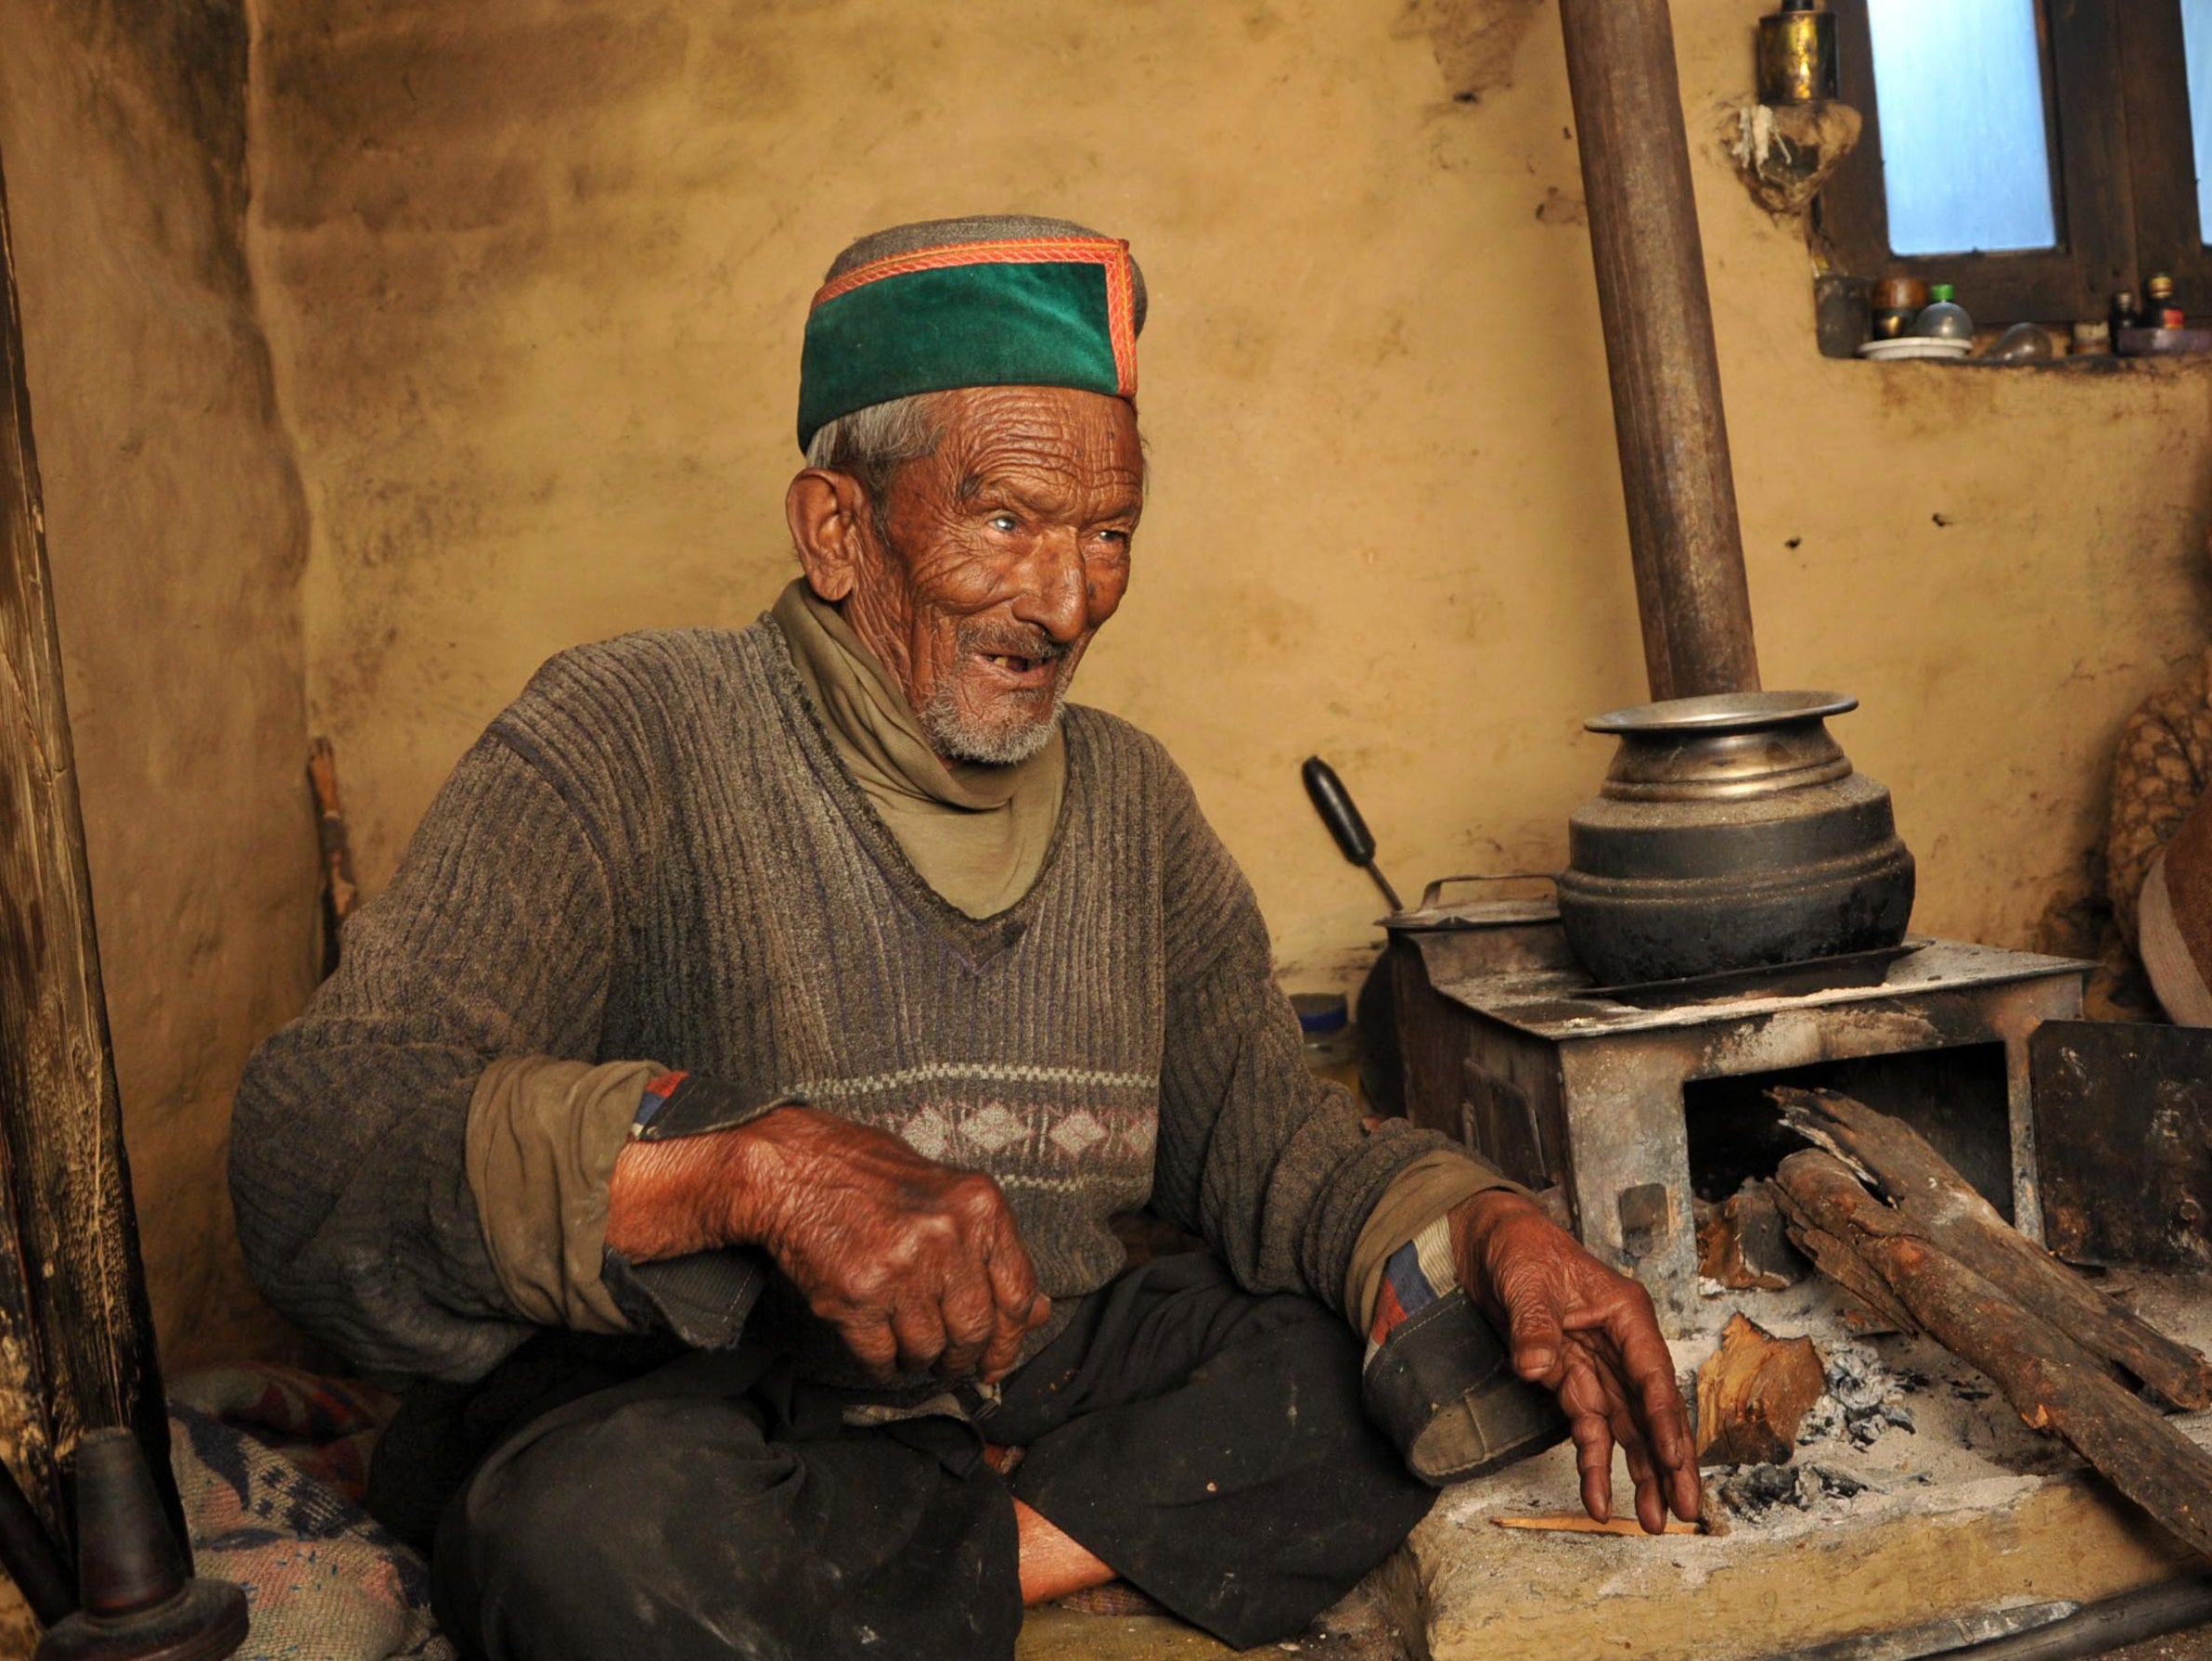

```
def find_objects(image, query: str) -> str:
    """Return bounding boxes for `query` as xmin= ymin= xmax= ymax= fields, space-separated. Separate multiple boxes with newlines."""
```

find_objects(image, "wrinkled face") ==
xmin=793 ymin=386 xmax=1144 ymax=765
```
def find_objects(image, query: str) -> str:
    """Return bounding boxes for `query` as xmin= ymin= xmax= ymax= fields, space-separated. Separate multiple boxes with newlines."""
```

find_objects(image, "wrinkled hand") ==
xmin=1451 ymin=1191 xmax=1700 ymax=1533
xmin=719 ymin=1105 xmax=1050 ymax=1382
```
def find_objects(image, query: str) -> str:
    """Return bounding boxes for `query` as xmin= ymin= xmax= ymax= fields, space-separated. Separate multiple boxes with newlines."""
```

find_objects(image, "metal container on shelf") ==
xmin=1756 ymin=0 xmax=1838 ymax=105
xmin=1556 ymin=691 xmax=1915 ymax=985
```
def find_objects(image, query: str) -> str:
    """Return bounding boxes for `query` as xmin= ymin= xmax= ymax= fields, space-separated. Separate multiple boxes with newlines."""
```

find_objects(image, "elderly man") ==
xmin=233 ymin=217 xmax=1697 ymax=1661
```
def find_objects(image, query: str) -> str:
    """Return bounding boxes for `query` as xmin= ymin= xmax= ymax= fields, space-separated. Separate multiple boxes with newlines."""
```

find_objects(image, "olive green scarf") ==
xmin=772 ymin=580 xmax=1065 ymax=919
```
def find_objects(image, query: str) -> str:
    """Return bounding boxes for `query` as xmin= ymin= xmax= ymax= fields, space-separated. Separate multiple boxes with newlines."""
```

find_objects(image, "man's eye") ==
xmin=989 ymin=514 xmax=1020 ymax=533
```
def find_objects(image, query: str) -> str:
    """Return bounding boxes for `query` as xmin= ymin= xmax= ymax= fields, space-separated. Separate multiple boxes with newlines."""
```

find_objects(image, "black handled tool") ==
xmin=1301 ymin=757 xmax=1404 ymax=914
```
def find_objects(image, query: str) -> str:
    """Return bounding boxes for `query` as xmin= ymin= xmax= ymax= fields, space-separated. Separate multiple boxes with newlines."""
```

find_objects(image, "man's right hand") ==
xmin=608 ymin=1104 xmax=1049 ymax=1382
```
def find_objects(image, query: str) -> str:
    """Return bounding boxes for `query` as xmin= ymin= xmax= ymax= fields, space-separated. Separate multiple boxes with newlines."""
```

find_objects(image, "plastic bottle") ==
xmin=1910 ymin=283 xmax=1974 ymax=341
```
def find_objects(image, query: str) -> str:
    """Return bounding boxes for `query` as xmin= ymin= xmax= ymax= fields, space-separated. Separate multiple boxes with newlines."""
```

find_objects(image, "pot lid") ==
xmin=1586 ymin=689 xmax=1858 ymax=735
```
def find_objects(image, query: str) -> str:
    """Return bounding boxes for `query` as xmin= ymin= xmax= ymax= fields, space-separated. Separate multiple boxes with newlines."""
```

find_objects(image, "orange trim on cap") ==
xmin=808 ymin=236 xmax=1138 ymax=397
xmin=1100 ymin=247 xmax=1138 ymax=398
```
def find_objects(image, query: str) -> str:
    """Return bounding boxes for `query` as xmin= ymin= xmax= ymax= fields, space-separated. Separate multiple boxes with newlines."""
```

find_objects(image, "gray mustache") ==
xmin=959 ymin=627 xmax=1070 ymax=663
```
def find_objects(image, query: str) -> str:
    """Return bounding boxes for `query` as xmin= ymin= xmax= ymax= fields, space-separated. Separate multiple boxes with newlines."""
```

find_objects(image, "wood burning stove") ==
xmin=1377 ymin=903 xmax=2087 ymax=1334
xmin=1331 ymin=0 xmax=2094 ymax=1340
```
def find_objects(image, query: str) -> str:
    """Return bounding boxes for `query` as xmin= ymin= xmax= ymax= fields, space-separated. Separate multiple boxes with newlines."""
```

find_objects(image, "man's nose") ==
xmin=1012 ymin=529 xmax=1087 ymax=644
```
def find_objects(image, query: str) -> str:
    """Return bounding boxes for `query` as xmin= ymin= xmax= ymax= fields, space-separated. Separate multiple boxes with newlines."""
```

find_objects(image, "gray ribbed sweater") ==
xmin=231 ymin=615 xmax=1457 ymax=1384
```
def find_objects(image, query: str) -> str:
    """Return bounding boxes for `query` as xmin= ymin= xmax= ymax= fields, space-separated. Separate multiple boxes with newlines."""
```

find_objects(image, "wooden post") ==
xmin=1559 ymin=0 xmax=1763 ymax=701
xmin=0 ymin=149 xmax=173 ymax=1547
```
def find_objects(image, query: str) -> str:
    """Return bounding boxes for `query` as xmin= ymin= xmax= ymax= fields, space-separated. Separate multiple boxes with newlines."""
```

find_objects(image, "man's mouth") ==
xmin=962 ymin=626 xmax=1070 ymax=693
xmin=973 ymin=650 xmax=1058 ymax=689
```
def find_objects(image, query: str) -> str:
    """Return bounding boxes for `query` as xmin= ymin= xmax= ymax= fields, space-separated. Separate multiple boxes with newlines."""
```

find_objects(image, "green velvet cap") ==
xmin=798 ymin=216 xmax=1144 ymax=453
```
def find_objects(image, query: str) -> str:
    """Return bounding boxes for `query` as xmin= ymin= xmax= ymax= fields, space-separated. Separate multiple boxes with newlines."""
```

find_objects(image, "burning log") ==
xmin=1694 ymin=1312 xmax=1825 ymax=1467
xmin=1771 ymin=1148 xmax=2212 ymax=1561
xmin=1776 ymin=1087 xmax=2212 ymax=1410
xmin=1697 ymin=1179 xmax=1801 ymax=1293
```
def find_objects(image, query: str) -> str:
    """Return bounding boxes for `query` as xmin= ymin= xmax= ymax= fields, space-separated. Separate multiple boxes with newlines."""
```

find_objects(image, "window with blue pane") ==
xmin=1820 ymin=0 xmax=2212 ymax=328
xmin=1865 ymin=0 xmax=2056 ymax=255
xmin=2185 ymin=0 xmax=2212 ymax=237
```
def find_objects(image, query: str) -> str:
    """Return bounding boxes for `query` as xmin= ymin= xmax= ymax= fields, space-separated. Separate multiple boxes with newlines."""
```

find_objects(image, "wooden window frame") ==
xmin=1813 ymin=0 xmax=2212 ymax=324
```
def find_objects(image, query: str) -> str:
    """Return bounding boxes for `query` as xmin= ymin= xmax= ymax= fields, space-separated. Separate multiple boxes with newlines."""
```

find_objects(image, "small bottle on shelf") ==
xmin=2147 ymin=273 xmax=2185 ymax=328
xmin=2111 ymin=289 xmax=2144 ymax=335
xmin=1911 ymin=283 xmax=1974 ymax=340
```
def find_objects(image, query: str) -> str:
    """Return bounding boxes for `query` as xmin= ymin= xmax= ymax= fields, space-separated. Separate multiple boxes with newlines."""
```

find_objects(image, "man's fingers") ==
xmin=1507 ymin=1296 xmax=1568 ymax=1386
xmin=970 ymin=1203 xmax=1045 ymax=1374
xmin=1570 ymin=1408 xmax=1615 ymax=1524
xmin=981 ymin=1213 xmax=1042 ymax=1318
xmin=890 ymin=1298 xmax=949 ymax=1373
xmin=1633 ymin=1469 xmax=1668 ymax=1534
xmin=1598 ymin=1292 xmax=1692 ymax=1453
xmin=1610 ymin=1398 xmax=1657 ymax=1491
xmin=978 ymin=1291 xmax=1048 ymax=1381
xmin=1630 ymin=1364 xmax=1696 ymax=1479
xmin=1670 ymin=1458 xmax=1705 ymax=1523
xmin=1555 ymin=1349 xmax=1619 ymax=1522
xmin=1594 ymin=1290 xmax=1702 ymax=1520
xmin=978 ymin=1290 xmax=1053 ymax=1374
xmin=936 ymin=1264 xmax=999 ymax=1377
xmin=978 ymin=1291 xmax=1033 ymax=1382
xmin=1603 ymin=1391 xmax=1668 ymax=1535
xmin=977 ymin=1328 xmax=1024 ymax=1384
xmin=840 ymin=1316 xmax=900 ymax=1378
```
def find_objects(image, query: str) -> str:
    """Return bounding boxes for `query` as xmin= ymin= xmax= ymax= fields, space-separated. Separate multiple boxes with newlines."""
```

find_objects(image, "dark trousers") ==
xmin=433 ymin=1255 xmax=1435 ymax=1660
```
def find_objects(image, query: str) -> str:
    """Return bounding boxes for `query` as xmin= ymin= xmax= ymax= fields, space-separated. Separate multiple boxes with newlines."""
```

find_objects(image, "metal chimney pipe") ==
xmin=1558 ymin=0 xmax=1762 ymax=701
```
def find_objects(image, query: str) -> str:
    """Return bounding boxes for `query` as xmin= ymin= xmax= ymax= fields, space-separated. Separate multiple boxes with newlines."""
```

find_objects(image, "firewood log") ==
xmin=1775 ymin=1087 xmax=2212 ymax=1411
xmin=1772 ymin=1149 xmax=2212 ymax=1561
xmin=1695 ymin=1312 xmax=1826 ymax=1466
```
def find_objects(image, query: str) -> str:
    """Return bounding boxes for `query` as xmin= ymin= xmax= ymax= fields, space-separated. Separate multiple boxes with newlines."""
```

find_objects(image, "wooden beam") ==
xmin=0 ymin=148 xmax=172 ymax=1546
xmin=1558 ymin=0 xmax=1761 ymax=701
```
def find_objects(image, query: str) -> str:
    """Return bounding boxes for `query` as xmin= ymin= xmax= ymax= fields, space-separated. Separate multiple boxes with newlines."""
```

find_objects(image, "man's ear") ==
xmin=785 ymin=469 xmax=874 ymax=603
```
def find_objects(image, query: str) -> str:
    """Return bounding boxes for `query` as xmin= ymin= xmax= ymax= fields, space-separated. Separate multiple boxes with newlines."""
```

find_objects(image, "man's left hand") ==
xmin=1449 ymin=1190 xmax=1701 ymax=1533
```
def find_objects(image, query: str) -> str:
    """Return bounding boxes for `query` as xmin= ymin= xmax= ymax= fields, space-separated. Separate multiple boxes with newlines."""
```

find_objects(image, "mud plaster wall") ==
xmin=0 ymin=2 xmax=317 ymax=1371
xmin=251 ymin=0 xmax=2212 ymax=998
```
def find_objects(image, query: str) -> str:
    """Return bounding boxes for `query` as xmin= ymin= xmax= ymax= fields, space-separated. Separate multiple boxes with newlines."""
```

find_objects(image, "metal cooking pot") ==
xmin=1556 ymin=690 xmax=1914 ymax=985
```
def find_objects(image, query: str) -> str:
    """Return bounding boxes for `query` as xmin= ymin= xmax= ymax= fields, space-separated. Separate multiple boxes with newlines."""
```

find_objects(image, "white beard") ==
xmin=920 ymin=680 xmax=1069 ymax=766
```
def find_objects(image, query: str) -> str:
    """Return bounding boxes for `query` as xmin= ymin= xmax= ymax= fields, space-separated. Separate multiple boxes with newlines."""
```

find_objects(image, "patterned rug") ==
xmin=168 ymin=1365 xmax=451 ymax=1661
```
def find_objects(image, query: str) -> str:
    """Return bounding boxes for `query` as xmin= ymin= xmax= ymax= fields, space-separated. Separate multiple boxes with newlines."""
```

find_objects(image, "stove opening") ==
xmin=1681 ymin=1042 xmax=2014 ymax=1222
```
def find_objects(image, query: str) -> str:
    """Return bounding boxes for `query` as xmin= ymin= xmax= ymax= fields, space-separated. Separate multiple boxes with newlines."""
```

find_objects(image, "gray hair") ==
xmin=804 ymin=393 xmax=942 ymax=485
xmin=804 ymin=388 xmax=1150 ymax=531
xmin=803 ymin=393 xmax=945 ymax=547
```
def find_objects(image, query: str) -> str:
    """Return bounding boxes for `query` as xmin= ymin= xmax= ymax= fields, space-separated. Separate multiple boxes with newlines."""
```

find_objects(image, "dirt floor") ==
xmin=1016 ymin=1268 xmax=2212 ymax=1661
xmin=1017 ymin=1612 xmax=2212 ymax=1660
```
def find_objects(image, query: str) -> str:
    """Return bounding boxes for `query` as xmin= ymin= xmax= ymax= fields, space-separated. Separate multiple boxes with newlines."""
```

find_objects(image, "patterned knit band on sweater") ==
xmin=797 ymin=214 xmax=1148 ymax=451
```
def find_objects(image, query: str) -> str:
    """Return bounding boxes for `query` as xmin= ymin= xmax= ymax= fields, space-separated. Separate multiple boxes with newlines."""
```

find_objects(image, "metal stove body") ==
xmin=1378 ymin=901 xmax=2089 ymax=1334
